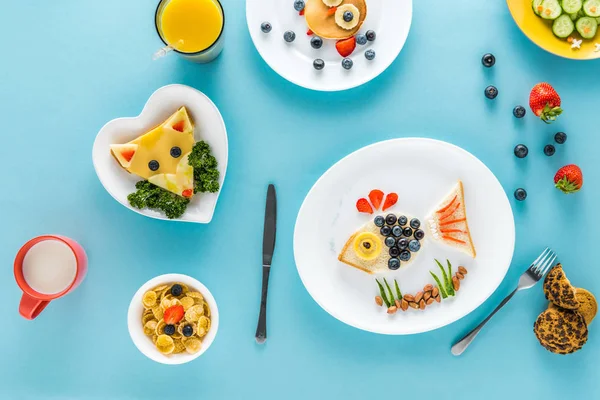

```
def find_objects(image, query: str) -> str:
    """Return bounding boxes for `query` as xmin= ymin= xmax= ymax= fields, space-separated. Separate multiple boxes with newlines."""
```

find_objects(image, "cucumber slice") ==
xmin=576 ymin=16 xmax=598 ymax=38
xmin=583 ymin=0 xmax=600 ymax=16
xmin=596 ymin=16 xmax=600 ymax=22
xmin=553 ymin=14 xmax=576 ymax=37
xmin=533 ymin=0 xmax=544 ymax=15
xmin=569 ymin=11 xmax=580 ymax=19
xmin=562 ymin=0 xmax=583 ymax=13
xmin=541 ymin=0 xmax=563 ymax=19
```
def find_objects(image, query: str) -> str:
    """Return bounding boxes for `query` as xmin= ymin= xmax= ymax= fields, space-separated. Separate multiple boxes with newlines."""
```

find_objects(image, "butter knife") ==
xmin=255 ymin=184 xmax=277 ymax=344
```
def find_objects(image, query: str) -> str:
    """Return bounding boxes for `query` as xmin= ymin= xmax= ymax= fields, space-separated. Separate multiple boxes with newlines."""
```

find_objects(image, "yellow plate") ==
xmin=507 ymin=0 xmax=600 ymax=60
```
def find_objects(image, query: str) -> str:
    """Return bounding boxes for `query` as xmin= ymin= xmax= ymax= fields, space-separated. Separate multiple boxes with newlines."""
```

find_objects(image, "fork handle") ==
xmin=451 ymin=287 xmax=519 ymax=356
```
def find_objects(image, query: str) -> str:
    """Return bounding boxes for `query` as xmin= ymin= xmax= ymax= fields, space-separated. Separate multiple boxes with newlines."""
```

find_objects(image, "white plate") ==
xmin=294 ymin=138 xmax=515 ymax=335
xmin=246 ymin=0 xmax=412 ymax=91
xmin=92 ymin=84 xmax=228 ymax=223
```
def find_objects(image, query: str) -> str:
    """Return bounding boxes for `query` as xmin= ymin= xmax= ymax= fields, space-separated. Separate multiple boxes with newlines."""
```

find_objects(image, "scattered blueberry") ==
xmin=402 ymin=227 xmax=413 ymax=237
xmin=374 ymin=216 xmax=385 ymax=227
xmin=170 ymin=146 xmax=182 ymax=158
xmin=313 ymin=59 xmax=325 ymax=70
xmin=365 ymin=49 xmax=375 ymax=61
xmin=514 ymin=144 xmax=528 ymax=159
xmin=148 ymin=160 xmax=159 ymax=171
xmin=380 ymin=225 xmax=392 ymax=236
xmin=384 ymin=237 xmax=396 ymax=247
xmin=260 ymin=22 xmax=272 ymax=33
xmin=544 ymin=144 xmax=555 ymax=156
xmin=513 ymin=106 xmax=526 ymax=118
xmin=385 ymin=214 xmax=397 ymax=225
xmin=514 ymin=188 xmax=527 ymax=201
xmin=171 ymin=284 xmax=183 ymax=296
xmin=356 ymin=34 xmax=367 ymax=45
xmin=484 ymin=85 xmax=498 ymax=99
xmin=311 ymin=36 xmax=323 ymax=49
xmin=342 ymin=58 xmax=353 ymax=70
xmin=414 ymin=229 xmax=425 ymax=240
xmin=409 ymin=218 xmax=420 ymax=229
xmin=164 ymin=324 xmax=176 ymax=335
xmin=388 ymin=258 xmax=400 ymax=270
xmin=397 ymin=216 xmax=408 ymax=226
xmin=293 ymin=0 xmax=305 ymax=11
xmin=399 ymin=250 xmax=411 ymax=262
xmin=343 ymin=11 xmax=354 ymax=22
xmin=391 ymin=226 xmax=403 ymax=238
xmin=555 ymin=132 xmax=567 ymax=144
xmin=366 ymin=30 xmax=376 ymax=41
xmin=408 ymin=239 xmax=421 ymax=252
xmin=481 ymin=53 xmax=496 ymax=67
xmin=284 ymin=31 xmax=296 ymax=43
xmin=389 ymin=247 xmax=400 ymax=257
xmin=397 ymin=238 xmax=408 ymax=250
xmin=182 ymin=325 xmax=194 ymax=337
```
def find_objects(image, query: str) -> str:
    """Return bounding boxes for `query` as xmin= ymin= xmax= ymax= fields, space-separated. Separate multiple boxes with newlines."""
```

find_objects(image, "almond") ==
xmin=435 ymin=295 xmax=441 ymax=303
xmin=404 ymin=294 xmax=415 ymax=302
xmin=395 ymin=299 xmax=401 ymax=309
xmin=458 ymin=266 xmax=467 ymax=275
xmin=419 ymin=300 xmax=426 ymax=310
xmin=387 ymin=306 xmax=398 ymax=314
xmin=375 ymin=296 xmax=383 ymax=306
xmin=456 ymin=272 xmax=464 ymax=280
xmin=432 ymin=287 xmax=439 ymax=297
xmin=452 ymin=276 xmax=460 ymax=291
xmin=409 ymin=301 xmax=419 ymax=309
xmin=423 ymin=291 xmax=431 ymax=301
xmin=414 ymin=291 xmax=424 ymax=303
xmin=401 ymin=299 xmax=409 ymax=311
xmin=426 ymin=297 xmax=434 ymax=305
xmin=423 ymin=284 xmax=434 ymax=292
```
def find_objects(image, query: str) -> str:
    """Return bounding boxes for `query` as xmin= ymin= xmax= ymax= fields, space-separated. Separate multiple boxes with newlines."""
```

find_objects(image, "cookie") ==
xmin=543 ymin=264 xmax=579 ymax=310
xmin=534 ymin=307 xmax=588 ymax=354
xmin=575 ymin=288 xmax=597 ymax=325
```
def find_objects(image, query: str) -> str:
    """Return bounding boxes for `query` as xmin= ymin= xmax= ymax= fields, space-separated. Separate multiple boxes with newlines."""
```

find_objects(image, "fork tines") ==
xmin=530 ymin=247 xmax=557 ymax=278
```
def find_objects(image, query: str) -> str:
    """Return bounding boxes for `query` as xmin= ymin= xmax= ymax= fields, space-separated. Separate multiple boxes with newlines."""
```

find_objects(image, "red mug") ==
xmin=14 ymin=235 xmax=87 ymax=320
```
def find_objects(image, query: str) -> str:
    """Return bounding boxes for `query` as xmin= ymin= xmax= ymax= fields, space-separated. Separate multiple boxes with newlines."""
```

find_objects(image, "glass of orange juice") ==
xmin=155 ymin=0 xmax=225 ymax=63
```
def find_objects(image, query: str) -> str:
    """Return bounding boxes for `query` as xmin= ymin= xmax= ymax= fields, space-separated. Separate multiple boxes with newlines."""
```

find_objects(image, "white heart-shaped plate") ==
xmin=92 ymin=84 xmax=228 ymax=223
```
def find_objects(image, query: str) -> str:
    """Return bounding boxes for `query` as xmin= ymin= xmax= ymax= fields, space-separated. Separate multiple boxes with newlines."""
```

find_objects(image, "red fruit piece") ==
xmin=299 ymin=9 xmax=305 ymax=15
xmin=369 ymin=190 xmax=384 ymax=210
xmin=307 ymin=29 xmax=313 ymax=35
xmin=172 ymin=120 xmax=186 ymax=132
xmin=164 ymin=305 xmax=184 ymax=324
xmin=336 ymin=37 xmax=356 ymax=57
xmin=121 ymin=149 xmax=135 ymax=162
xmin=529 ymin=82 xmax=562 ymax=124
xmin=327 ymin=6 xmax=338 ymax=16
xmin=554 ymin=164 xmax=583 ymax=194
xmin=356 ymin=198 xmax=373 ymax=214
xmin=182 ymin=189 xmax=193 ymax=198
xmin=382 ymin=193 xmax=398 ymax=211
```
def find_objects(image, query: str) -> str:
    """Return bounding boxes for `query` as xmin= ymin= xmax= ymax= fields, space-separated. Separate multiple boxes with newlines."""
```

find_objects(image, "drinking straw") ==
xmin=152 ymin=40 xmax=184 ymax=60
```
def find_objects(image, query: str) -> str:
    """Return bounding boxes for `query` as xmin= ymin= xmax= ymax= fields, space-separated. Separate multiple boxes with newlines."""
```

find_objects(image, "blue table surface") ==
xmin=2 ymin=0 xmax=599 ymax=399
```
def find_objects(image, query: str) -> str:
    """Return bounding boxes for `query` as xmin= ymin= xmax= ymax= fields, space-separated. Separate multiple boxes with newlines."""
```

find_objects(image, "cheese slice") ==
xmin=148 ymin=152 xmax=194 ymax=198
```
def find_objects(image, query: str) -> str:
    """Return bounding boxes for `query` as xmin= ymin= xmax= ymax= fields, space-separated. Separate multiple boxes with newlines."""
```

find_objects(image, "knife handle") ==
xmin=255 ymin=265 xmax=271 ymax=344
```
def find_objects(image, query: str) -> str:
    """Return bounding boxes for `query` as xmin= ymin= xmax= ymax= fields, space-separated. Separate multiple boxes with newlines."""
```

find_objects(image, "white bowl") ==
xmin=127 ymin=274 xmax=219 ymax=365
xmin=92 ymin=84 xmax=228 ymax=223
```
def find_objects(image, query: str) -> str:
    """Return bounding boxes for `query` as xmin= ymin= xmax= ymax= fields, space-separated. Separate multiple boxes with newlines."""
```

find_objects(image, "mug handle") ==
xmin=19 ymin=293 xmax=50 ymax=320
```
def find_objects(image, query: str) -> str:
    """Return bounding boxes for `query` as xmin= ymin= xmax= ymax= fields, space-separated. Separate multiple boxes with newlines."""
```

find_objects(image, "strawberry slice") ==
xmin=299 ymin=9 xmax=305 ymax=15
xmin=335 ymin=37 xmax=356 ymax=57
xmin=368 ymin=190 xmax=384 ymax=210
xmin=382 ymin=193 xmax=398 ymax=211
xmin=164 ymin=305 xmax=184 ymax=324
xmin=121 ymin=149 xmax=136 ymax=162
xmin=307 ymin=29 xmax=313 ymax=35
xmin=172 ymin=120 xmax=186 ymax=132
xmin=182 ymin=189 xmax=193 ymax=198
xmin=327 ymin=6 xmax=338 ymax=16
xmin=356 ymin=198 xmax=373 ymax=214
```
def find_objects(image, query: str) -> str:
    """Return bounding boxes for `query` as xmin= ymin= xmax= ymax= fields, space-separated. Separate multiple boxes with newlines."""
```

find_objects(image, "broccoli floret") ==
xmin=189 ymin=141 xmax=221 ymax=194
xmin=127 ymin=181 xmax=190 ymax=219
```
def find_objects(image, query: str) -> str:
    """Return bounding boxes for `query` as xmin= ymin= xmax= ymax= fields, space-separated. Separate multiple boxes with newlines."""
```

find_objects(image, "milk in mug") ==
xmin=22 ymin=240 xmax=77 ymax=295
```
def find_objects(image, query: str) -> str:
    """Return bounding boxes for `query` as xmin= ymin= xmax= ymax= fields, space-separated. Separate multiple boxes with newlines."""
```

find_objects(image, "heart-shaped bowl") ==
xmin=92 ymin=84 xmax=228 ymax=223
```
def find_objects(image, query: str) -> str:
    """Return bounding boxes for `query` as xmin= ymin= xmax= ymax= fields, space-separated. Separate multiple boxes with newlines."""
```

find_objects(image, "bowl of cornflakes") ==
xmin=127 ymin=273 xmax=219 ymax=364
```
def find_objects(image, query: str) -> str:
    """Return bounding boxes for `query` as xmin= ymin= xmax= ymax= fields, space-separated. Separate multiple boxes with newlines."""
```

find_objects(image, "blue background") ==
xmin=1 ymin=0 xmax=599 ymax=399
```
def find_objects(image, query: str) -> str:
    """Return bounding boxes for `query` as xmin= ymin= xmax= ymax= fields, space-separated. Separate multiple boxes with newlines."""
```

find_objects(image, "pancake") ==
xmin=305 ymin=0 xmax=367 ymax=40
xmin=575 ymin=288 xmax=597 ymax=325
xmin=543 ymin=264 xmax=579 ymax=310
xmin=533 ymin=307 xmax=588 ymax=354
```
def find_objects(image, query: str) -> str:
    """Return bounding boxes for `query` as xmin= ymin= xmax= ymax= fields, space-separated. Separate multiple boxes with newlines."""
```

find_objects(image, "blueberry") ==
xmin=384 ymin=237 xmax=396 ymax=247
xmin=171 ymin=284 xmax=183 ymax=296
xmin=402 ymin=227 xmax=413 ymax=237
xmin=365 ymin=49 xmax=376 ymax=61
xmin=484 ymin=85 xmax=498 ymax=99
xmin=293 ymin=0 xmax=305 ymax=11
xmin=397 ymin=238 xmax=408 ymax=250
xmin=397 ymin=216 xmax=408 ymax=226
xmin=388 ymin=258 xmax=400 ymax=270
xmin=410 ymin=218 xmax=420 ymax=229
xmin=380 ymin=225 xmax=392 ymax=236
xmin=148 ymin=160 xmax=159 ymax=171
xmin=313 ymin=59 xmax=325 ymax=70
xmin=399 ymin=250 xmax=411 ymax=262
xmin=311 ymin=36 xmax=323 ymax=49
xmin=514 ymin=144 xmax=528 ymax=159
xmin=544 ymin=144 xmax=555 ymax=156
xmin=513 ymin=106 xmax=526 ymax=118
xmin=170 ymin=146 xmax=182 ymax=158
xmin=343 ymin=11 xmax=353 ymax=22
xmin=356 ymin=34 xmax=367 ymax=45
xmin=374 ymin=216 xmax=385 ymax=227
xmin=414 ymin=229 xmax=425 ymax=240
xmin=514 ymin=188 xmax=527 ymax=201
xmin=391 ymin=226 xmax=403 ymax=238
xmin=481 ymin=53 xmax=496 ymax=67
xmin=164 ymin=324 xmax=176 ymax=335
xmin=366 ymin=30 xmax=376 ymax=41
xmin=385 ymin=214 xmax=397 ymax=225
xmin=182 ymin=325 xmax=194 ymax=337
xmin=260 ymin=22 xmax=272 ymax=33
xmin=284 ymin=31 xmax=296 ymax=42
xmin=389 ymin=247 xmax=400 ymax=257
xmin=408 ymin=239 xmax=421 ymax=252
xmin=342 ymin=58 xmax=353 ymax=70
xmin=555 ymin=132 xmax=567 ymax=144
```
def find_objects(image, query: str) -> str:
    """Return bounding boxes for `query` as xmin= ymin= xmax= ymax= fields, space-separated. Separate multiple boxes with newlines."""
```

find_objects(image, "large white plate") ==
xmin=294 ymin=138 xmax=515 ymax=334
xmin=92 ymin=84 xmax=228 ymax=223
xmin=246 ymin=0 xmax=412 ymax=91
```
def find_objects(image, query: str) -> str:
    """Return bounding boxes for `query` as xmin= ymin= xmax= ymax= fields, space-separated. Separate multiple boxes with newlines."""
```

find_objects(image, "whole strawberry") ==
xmin=554 ymin=164 xmax=583 ymax=194
xmin=529 ymin=83 xmax=562 ymax=124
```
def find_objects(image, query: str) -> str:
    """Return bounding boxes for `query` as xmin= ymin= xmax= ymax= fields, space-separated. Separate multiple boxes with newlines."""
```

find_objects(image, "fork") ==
xmin=451 ymin=247 xmax=556 ymax=356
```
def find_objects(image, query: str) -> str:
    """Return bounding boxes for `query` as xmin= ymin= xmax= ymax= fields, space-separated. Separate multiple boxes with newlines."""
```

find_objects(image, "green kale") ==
xmin=127 ymin=180 xmax=190 ymax=219
xmin=188 ymin=141 xmax=220 ymax=194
